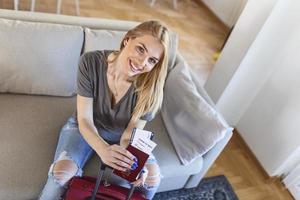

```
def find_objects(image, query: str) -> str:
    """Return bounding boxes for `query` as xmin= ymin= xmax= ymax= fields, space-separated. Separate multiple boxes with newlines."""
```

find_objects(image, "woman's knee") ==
xmin=49 ymin=151 xmax=79 ymax=186
xmin=144 ymin=163 xmax=161 ymax=187
xmin=52 ymin=160 xmax=78 ymax=185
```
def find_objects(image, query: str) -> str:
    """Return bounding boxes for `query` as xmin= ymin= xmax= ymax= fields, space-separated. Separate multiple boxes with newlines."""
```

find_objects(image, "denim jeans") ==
xmin=38 ymin=117 xmax=161 ymax=200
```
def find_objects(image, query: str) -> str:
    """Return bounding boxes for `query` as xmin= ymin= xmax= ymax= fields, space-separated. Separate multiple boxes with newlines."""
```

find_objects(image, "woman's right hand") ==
xmin=98 ymin=144 xmax=138 ymax=172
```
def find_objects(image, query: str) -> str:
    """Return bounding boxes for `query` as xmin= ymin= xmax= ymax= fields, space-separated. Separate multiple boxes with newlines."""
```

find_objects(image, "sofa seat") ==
xmin=0 ymin=93 xmax=202 ymax=199
xmin=0 ymin=94 xmax=76 ymax=199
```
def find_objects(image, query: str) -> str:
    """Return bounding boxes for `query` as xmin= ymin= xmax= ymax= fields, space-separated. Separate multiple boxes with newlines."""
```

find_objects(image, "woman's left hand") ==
xmin=131 ymin=167 xmax=148 ymax=187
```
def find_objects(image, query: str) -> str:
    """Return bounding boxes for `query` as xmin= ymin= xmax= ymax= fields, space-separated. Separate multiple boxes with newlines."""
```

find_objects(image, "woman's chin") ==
xmin=128 ymin=68 xmax=140 ymax=76
xmin=127 ymin=71 xmax=136 ymax=78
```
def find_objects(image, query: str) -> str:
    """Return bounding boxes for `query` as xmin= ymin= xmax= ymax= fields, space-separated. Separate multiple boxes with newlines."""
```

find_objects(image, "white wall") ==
xmin=206 ymin=0 xmax=300 ymax=176
xmin=236 ymin=5 xmax=300 ymax=174
xmin=205 ymin=0 xmax=278 ymax=106
xmin=202 ymin=0 xmax=248 ymax=27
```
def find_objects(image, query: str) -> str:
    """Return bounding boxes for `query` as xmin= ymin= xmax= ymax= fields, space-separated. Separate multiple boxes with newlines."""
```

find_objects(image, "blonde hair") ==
xmin=114 ymin=20 xmax=170 ymax=122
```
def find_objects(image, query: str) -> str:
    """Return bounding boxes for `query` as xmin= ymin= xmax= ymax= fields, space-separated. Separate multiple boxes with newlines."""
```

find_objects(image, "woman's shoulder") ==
xmin=81 ymin=50 xmax=104 ymax=59
xmin=81 ymin=50 xmax=115 ymax=63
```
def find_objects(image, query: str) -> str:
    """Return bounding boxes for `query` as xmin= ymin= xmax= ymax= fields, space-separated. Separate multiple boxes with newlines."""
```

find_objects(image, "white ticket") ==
xmin=132 ymin=128 xmax=153 ymax=142
xmin=131 ymin=137 xmax=157 ymax=155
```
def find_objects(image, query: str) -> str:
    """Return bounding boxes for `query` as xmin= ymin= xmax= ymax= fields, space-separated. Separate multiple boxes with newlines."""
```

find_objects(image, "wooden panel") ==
xmin=206 ymin=130 xmax=294 ymax=200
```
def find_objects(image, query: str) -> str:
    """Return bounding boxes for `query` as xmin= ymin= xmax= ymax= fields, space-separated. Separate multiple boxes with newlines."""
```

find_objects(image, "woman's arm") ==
xmin=77 ymin=94 xmax=109 ymax=154
xmin=77 ymin=94 xmax=136 ymax=171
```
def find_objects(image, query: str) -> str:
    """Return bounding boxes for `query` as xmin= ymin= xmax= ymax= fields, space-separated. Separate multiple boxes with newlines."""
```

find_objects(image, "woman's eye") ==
xmin=137 ymin=46 xmax=144 ymax=54
xmin=149 ymin=58 xmax=156 ymax=65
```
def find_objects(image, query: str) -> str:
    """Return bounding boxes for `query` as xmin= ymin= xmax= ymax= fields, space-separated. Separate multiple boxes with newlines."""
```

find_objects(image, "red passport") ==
xmin=112 ymin=144 xmax=149 ymax=182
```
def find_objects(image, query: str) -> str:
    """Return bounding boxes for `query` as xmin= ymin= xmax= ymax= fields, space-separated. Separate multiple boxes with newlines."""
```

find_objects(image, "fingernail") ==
xmin=131 ymin=164 xmax=138 ymax=170
xmin=132 ymin=162 xmax=138 ymax=167
xmin=133 ymin=157 xmax=138 ymax=162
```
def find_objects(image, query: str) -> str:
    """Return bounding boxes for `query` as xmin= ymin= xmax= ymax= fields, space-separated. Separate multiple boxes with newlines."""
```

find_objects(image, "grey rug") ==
xmin=153 ymin=175 xmax=239 ymax=200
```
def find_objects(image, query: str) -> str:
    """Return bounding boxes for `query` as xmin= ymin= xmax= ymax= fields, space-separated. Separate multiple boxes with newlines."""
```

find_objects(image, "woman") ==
xmin=39 ymin=20 xmax=170 ymax=200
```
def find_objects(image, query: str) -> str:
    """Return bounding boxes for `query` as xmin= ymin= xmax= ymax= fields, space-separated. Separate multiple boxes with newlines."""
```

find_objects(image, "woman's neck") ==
xmin=107 ymin=52 xmax=132 ymax=83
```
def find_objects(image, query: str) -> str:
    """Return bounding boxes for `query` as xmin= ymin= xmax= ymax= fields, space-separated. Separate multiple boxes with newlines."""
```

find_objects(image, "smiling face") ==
xmin=119 ymin=34 xmax=164 ymax=77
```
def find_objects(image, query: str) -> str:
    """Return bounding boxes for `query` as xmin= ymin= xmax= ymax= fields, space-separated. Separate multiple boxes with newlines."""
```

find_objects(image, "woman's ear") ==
xmin=123 ymin=38 xmax=130 ymax=46
xmin=123 ymin=37 xmax=131 ymax=46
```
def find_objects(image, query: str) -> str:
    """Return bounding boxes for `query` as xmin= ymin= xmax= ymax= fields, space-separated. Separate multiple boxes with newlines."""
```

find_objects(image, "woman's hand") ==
xmin=98 ymin=144 xmax=138 ymax=172
xmin=131 ymin=167 xmax=148 ymax=187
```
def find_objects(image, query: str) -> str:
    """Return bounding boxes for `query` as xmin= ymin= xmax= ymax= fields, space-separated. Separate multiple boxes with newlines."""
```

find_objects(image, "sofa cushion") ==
xmin=0 ymin=94 xmax=76 ymax=200
xmin=0 ymin=18 xmax=83 ymax=96
xmin=84 ymin=28 xmax=178 ymax=70
xmin=161 ymin=59 xmax=231 ymax=166
xmin=84 ymin=28 xmax=127 ymax=51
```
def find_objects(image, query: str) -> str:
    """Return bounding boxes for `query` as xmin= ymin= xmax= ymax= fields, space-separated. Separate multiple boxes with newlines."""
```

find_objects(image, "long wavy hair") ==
xmin=112 ymin=20 xmax=170 ymax=122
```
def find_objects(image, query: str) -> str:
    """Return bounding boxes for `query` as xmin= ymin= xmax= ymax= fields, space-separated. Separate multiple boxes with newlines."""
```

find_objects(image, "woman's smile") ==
xmin=129 ymin=59 xmax=142 ymax=74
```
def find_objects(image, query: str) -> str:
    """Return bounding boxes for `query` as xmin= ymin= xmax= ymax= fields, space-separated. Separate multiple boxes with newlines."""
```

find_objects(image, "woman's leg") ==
xmin=38 ymin=117 xmax=94 ymax=200
xmin=135 ymin=153 xmax=162 ymax=200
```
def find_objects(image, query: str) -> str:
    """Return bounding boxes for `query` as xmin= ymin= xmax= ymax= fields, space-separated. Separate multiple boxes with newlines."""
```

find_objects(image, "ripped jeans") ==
xmin=38 ymin=117 xmax=162 ymax=200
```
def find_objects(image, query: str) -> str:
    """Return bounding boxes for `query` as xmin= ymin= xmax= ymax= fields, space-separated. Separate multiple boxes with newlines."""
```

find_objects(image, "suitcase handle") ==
xmin=88 ymin=160 xmax=136 ymax=200
xmin=89 ymin=163 xmax=106 ymax=200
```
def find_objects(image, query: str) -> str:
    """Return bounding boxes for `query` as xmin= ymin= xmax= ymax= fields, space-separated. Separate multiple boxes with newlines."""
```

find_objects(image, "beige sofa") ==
xmin=0 ymin=9 xmax=233 ymax=200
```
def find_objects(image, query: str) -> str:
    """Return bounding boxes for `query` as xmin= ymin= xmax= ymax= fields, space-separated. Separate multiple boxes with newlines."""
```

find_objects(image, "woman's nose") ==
xmin=137 ymin=55 xmax=147 ymax=67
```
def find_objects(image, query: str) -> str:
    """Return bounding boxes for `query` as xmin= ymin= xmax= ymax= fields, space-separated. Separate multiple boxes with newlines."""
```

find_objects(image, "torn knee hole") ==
xmin=50 ymin=152 xmax=79 ymax=185
xmin=145 ymin=173 xmax=161 ymax=186
xmin=52 ymin=160 xmax=78 ymax=185
xmin=144 ymin=163 xmax=161 ymax=186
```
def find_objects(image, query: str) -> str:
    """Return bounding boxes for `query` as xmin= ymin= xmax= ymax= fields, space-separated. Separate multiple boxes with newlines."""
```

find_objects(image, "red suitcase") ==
xmin=63 ymin=161 xmax=146 ymax=200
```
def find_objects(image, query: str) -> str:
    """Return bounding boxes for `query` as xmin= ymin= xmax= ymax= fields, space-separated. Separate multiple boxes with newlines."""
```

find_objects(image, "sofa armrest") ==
xmin=177 ymin=52 xmax=234 ymax=187
xmin=184 ymin=128 xmax=233 ymax=188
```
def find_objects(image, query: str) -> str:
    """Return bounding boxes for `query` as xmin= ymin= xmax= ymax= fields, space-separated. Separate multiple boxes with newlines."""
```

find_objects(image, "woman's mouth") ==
xmin=129 ymin=59 xmax=141 ymax=73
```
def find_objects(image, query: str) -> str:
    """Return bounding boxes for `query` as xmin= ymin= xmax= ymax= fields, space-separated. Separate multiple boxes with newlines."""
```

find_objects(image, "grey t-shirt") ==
xmin=73 ymin=50 xmax=153 ymax=144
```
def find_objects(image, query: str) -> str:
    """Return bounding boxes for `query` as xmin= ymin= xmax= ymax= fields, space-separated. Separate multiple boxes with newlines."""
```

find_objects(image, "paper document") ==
xmin=130 ymin=128 xmax=157 ymax=155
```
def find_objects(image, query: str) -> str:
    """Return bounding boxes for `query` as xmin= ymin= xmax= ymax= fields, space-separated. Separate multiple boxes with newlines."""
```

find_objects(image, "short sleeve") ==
xmin=76 ymin=53 xmax=94 ymax=98
xmin=140 ymin=112 xmax=155 ymax=122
